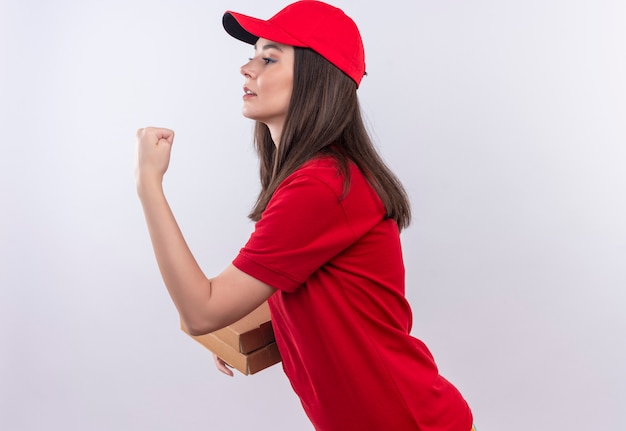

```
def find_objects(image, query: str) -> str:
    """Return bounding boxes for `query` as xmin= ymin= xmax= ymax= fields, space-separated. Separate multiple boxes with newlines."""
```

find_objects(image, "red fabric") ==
xmin=223 ymin=1 xmax=366 ymax=86
xmin=233 ymin=157 xmax=473 ymax=431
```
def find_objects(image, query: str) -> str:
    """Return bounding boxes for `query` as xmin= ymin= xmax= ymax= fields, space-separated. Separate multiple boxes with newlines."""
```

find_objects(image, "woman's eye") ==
xmin=247 ymin=56 xmax=276 ymax=65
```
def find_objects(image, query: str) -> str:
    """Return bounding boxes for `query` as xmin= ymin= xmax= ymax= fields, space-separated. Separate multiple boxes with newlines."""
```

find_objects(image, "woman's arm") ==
xmin=134 ymin=127 xmax=275 ymax=336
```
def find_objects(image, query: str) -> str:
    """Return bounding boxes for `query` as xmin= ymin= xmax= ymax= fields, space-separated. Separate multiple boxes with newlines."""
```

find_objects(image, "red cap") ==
xmin=223 ymin=1 xmax=366 ymax=87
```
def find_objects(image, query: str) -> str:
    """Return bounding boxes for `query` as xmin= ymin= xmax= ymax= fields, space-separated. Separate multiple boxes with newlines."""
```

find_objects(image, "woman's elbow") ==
xmin=182 ymin=317 xmax=221 ymax=336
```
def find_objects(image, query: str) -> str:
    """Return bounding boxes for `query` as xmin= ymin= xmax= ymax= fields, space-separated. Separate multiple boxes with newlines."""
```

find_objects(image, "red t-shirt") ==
xmin=233 ymin=157 xmax=473 ymax=431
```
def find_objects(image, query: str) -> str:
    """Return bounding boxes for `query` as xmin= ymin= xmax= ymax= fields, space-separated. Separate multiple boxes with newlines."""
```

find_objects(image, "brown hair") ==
xmin=249 ymin=47 xmax=411 ymax=230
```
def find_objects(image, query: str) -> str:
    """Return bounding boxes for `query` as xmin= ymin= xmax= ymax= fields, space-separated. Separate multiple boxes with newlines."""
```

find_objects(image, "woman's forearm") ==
xmin=138 ymin=181 xmax=212 ymax=328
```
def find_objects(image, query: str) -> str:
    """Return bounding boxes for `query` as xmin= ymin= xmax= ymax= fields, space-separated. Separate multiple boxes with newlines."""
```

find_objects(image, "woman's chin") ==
xmin=241 ymin=109 xmax=258 ymax=121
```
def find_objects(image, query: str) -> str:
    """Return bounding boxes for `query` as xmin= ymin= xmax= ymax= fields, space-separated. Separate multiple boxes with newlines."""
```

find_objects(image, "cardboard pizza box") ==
xmin=190 ymin=332 xmax=282 ymax=375
xmin=181 ymin=302 xmax=281 ymax=374
xmin=210 ymin=302 xmax=276 ymax=354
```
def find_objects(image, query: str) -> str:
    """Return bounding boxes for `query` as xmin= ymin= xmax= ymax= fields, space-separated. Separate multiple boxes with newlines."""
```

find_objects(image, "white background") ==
xmin=1 ymin=0 xmax=625 ymax=430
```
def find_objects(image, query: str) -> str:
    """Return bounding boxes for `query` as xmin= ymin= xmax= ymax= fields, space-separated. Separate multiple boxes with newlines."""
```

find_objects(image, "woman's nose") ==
xmin=240 ymin=60 xmax=255 ymax=78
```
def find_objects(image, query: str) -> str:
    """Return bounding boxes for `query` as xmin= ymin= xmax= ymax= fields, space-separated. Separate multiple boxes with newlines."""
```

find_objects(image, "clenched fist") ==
xmin=134 ymin=127 xmax=175 ymax=193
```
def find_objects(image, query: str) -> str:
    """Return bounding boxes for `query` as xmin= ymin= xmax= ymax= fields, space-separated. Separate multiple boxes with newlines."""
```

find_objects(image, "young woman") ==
xmin=135 ymin=1 xmax=474 ymax=430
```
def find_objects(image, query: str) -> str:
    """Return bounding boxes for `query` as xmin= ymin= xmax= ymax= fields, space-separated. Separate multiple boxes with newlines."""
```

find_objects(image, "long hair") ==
xmin=249 ymin=47 xmax=411 ymax=230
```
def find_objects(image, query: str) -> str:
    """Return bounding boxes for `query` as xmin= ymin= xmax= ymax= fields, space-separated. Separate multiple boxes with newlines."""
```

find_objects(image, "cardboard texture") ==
xmin=211 ymin=302 xmax=276 ymax=354
xmin=193 ymin=333 xmax=282 ymax=375
xmin=182 ymin=302 xmax=282 ymax=375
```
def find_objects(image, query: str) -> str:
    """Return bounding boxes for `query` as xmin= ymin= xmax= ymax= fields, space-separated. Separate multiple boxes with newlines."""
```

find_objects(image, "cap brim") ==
xmin=223 ymin=12 xmax=258 ymax=45
xmin=223 ymin=11 xmax=307 ymax=47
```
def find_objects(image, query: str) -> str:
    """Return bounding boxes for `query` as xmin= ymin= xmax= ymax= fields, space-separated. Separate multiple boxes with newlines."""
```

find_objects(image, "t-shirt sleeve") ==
xmin=233 ymin=173 xmax=358 ymax=292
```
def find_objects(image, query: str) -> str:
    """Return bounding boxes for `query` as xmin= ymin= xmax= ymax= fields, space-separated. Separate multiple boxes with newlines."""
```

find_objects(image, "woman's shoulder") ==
xmin=282 ymin=155 xmax=364 ymax=195
xmin=297 ymin=154 xmax=340 ymax=171
xmin=292 ymin=155 xmax=361 ymax=180
xmin=268 ymin=155 xmax=385 ymax=226
xmin=281 ymin=156 xmax=379 ymax=207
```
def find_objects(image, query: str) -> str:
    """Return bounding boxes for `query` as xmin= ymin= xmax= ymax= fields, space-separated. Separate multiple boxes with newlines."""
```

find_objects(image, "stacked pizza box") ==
xmin=182 ymin=302 xmax=281 ymax=375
